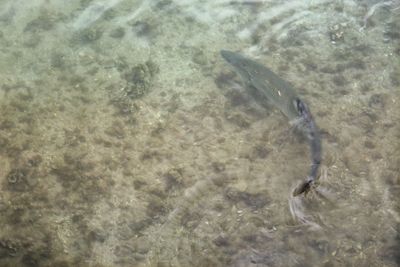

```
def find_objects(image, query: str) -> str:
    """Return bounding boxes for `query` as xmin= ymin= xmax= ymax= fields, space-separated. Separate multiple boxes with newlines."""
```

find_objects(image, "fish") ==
xmin=220 ymin=50 xmax=321 ymax=196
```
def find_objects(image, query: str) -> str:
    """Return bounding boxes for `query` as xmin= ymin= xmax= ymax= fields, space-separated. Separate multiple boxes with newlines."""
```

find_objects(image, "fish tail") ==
xmin=292 ymin=178 xmax=314 ymax=196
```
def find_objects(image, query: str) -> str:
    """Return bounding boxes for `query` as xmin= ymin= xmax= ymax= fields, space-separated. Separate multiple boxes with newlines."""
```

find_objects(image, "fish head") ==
xmin=220 ymin=50 xmax=253 ymax=82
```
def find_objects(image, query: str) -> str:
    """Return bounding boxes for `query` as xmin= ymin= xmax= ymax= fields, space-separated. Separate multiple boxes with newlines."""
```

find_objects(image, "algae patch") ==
xmin=108 ymin=59 xmax=159 ymax=121
xmin=121 ymin=60 xmax=159 ymax=99
xmin=72 ymin=26 xmax=104 ymax=44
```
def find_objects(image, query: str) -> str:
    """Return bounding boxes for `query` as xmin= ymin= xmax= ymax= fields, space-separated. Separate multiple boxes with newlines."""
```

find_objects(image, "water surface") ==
xmin=0 ymin=0 xmax=399 ymax=266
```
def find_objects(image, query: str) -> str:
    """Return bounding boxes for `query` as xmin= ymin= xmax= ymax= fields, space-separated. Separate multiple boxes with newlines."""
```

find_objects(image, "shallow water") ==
xmin=0 ymin=0 xmax=399 ymax=266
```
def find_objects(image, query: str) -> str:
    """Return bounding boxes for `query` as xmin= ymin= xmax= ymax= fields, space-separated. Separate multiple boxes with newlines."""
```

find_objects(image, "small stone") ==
xmin=109 ymin=27 xmax=125 ymax=39
xmin=213 ymin=235 xmax=230 ymax=247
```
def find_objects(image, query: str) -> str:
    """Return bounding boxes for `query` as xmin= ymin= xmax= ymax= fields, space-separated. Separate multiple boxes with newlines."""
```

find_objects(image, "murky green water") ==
xmin=0 ymin=0 xmax=399 ymax=266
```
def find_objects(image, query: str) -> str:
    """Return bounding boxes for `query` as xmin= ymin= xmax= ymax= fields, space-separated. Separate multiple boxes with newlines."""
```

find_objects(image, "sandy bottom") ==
xmin=0 ymin=0 xmax=399 ymax=266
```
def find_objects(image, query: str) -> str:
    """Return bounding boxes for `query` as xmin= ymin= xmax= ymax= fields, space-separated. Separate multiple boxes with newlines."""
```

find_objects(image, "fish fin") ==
xmin=292 ymin=178 xmax=314 ymax=196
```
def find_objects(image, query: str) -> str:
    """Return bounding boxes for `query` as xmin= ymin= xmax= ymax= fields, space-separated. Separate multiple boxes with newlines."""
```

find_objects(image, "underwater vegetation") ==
xmin=0 ymin=50 xmax=125 ymax=265
xmin=109 ymin=27 xmax=125 ymax=39
xmin=72 ymin=26 xmax=104 ymax=44
xmin=121 ymin=60 xmax=159 ymax=99
xmin=108 ymin=59 xmax=159 ymax=121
